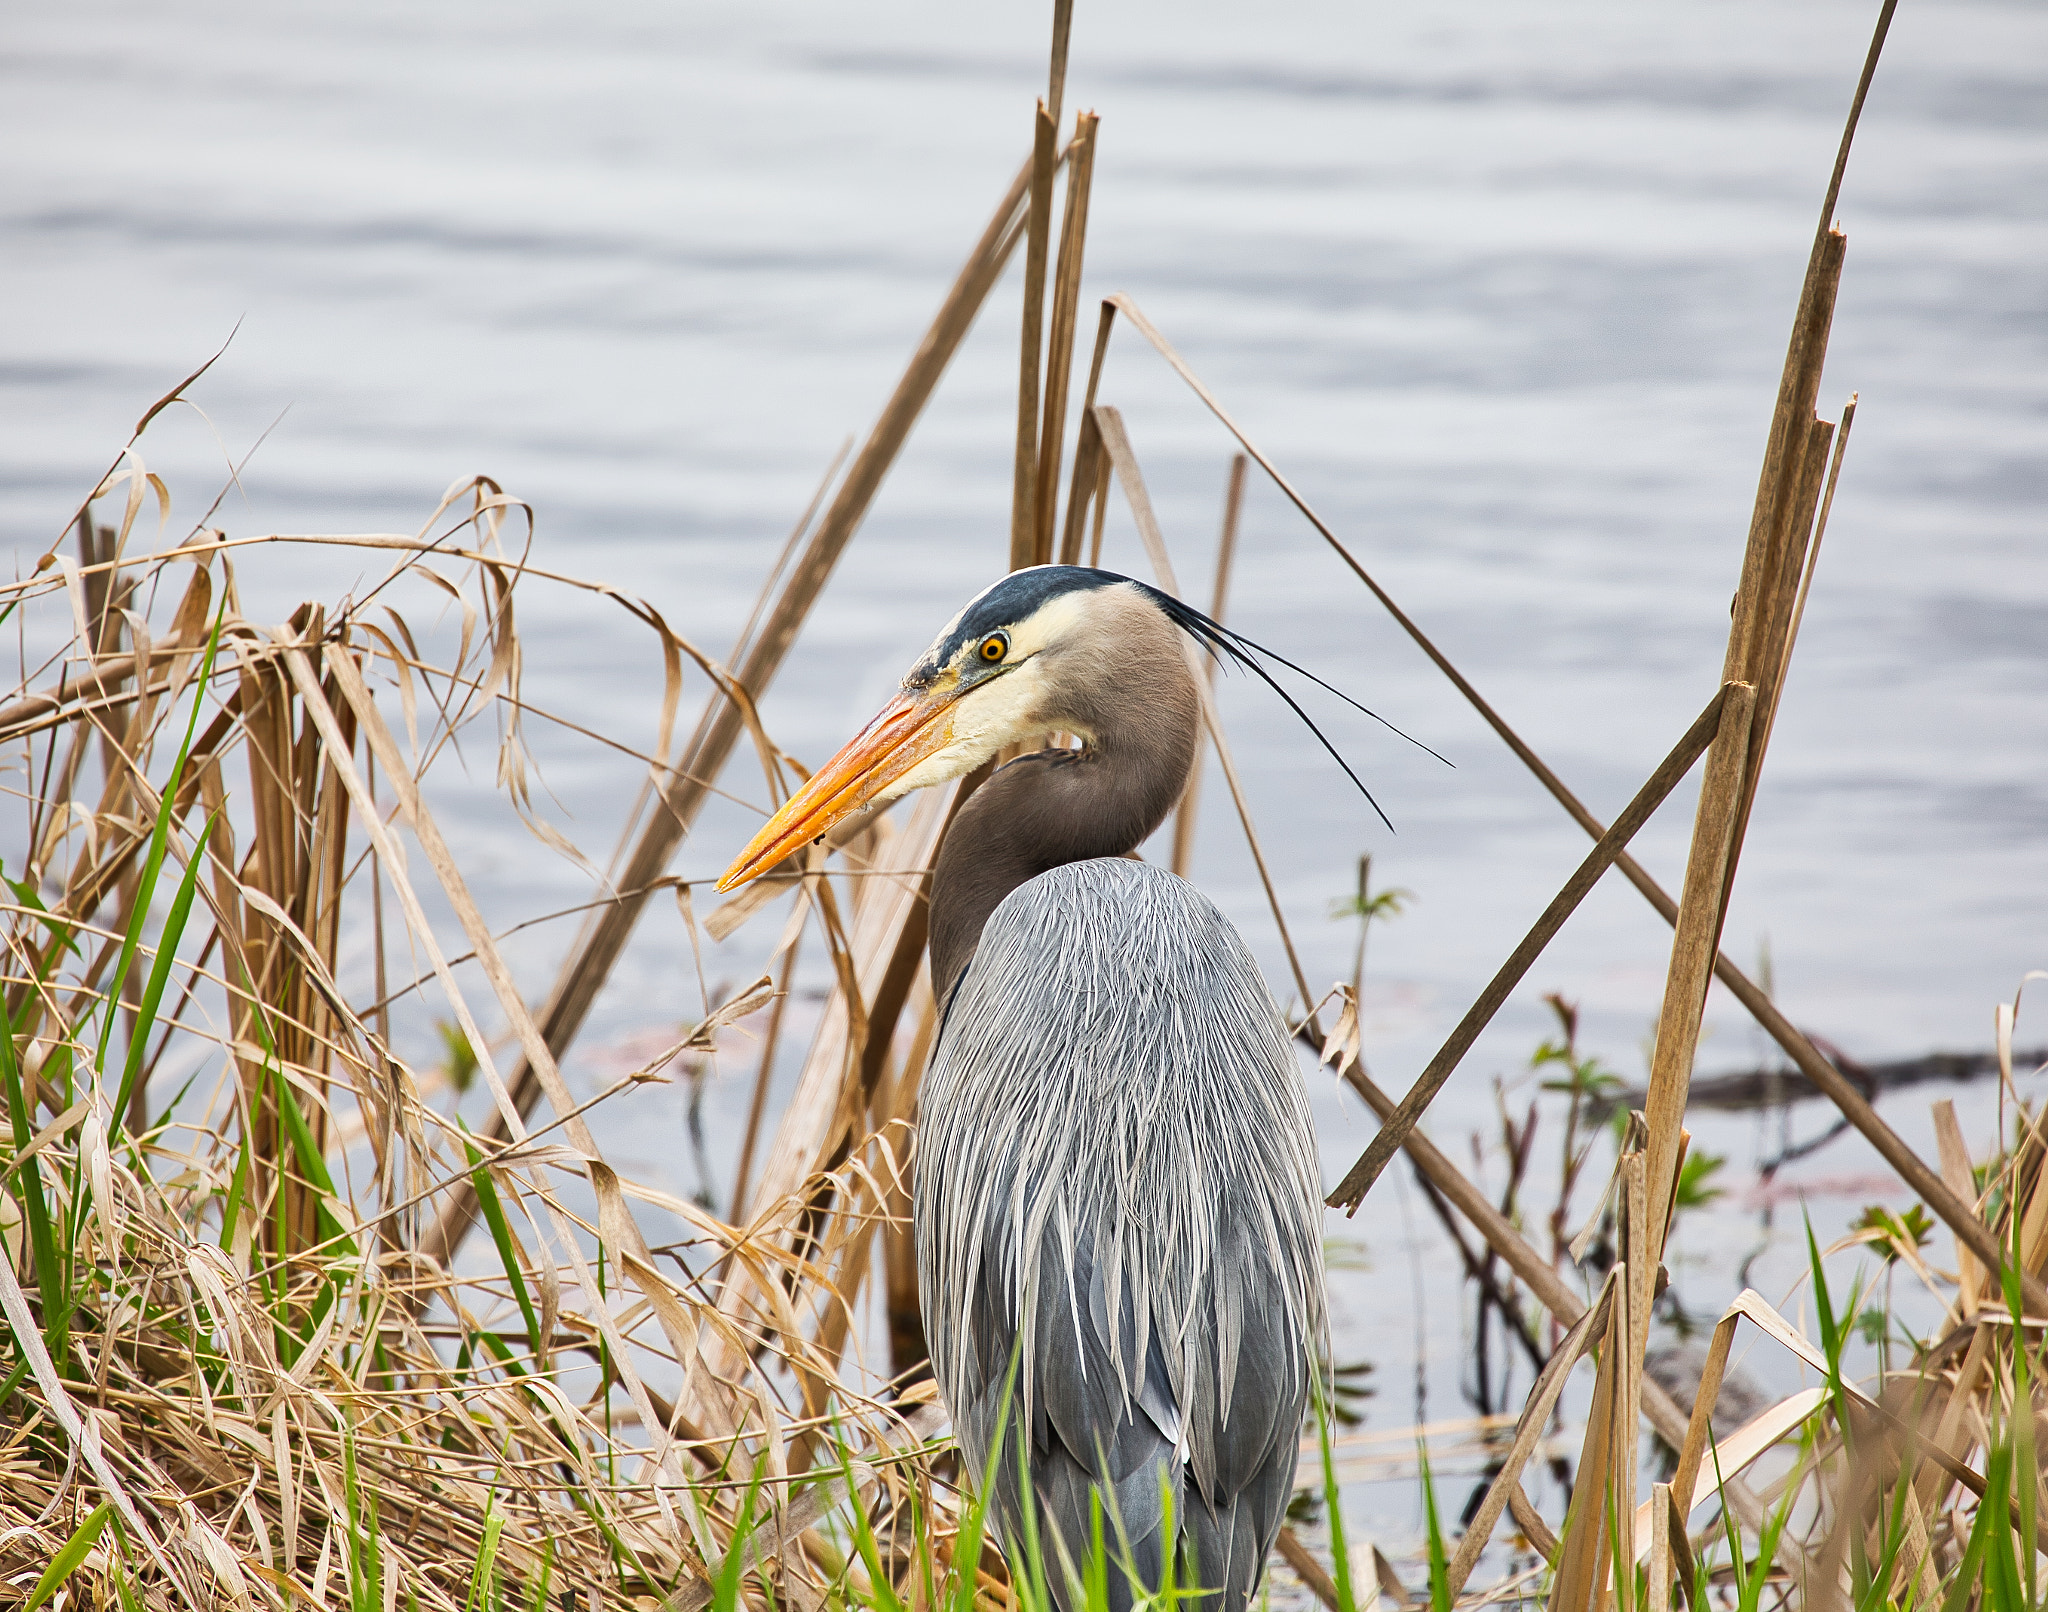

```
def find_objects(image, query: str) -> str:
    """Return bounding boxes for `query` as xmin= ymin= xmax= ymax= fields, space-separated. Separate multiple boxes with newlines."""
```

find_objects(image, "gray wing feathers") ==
xmin=917 ymin=858 xmax=1327 ymax=1612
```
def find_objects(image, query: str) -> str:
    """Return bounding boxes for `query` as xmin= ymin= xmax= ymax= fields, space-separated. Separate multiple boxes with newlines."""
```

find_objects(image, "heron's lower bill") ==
xmin=717 ymin=690 xmax=956 ymax=892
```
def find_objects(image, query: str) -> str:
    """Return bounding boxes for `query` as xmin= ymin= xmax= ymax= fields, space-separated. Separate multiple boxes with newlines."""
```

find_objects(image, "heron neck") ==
xmin=927 ymin=659 xmax=1202 ymax=997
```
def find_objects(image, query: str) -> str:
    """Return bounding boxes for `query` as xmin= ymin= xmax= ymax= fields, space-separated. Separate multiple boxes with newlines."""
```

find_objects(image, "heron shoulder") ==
xmin=931 ymin=854 xmax=1301 ymax=1098
xmin=976 ymin=855 xmax=1253 ymax=984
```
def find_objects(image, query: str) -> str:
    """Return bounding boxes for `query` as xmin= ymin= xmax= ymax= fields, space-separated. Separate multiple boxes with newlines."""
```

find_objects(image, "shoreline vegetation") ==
xmin=6 ymin=1 xmax=2046 ymax=1608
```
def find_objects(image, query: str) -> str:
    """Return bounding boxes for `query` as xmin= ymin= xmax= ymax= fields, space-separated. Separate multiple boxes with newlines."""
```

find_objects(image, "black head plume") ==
xmin=1121 ymin=576 xmax=1449 ymax=834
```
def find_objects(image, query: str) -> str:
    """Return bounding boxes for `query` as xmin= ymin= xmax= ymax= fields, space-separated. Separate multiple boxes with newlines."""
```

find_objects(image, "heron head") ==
xmin=717 ymin=566 xmax=1149 ymax=892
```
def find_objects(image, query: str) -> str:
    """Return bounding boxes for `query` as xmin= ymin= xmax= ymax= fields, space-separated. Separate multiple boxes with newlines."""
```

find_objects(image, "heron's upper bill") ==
xmin=715 ymin=689 xmax=961 ymax=892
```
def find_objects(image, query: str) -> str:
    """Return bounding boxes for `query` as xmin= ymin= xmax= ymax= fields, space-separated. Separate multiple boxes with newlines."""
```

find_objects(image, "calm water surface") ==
xmin=7 ymin=0 xmax=2046 ymax=1562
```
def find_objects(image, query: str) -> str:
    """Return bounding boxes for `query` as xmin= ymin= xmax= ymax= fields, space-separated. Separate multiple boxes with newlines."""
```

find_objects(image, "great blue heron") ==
xmin=719 ymin=566 xmax=1332 ymax=1612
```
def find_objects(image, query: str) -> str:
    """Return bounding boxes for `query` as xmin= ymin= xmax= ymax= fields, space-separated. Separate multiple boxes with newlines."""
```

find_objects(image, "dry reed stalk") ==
xmin=1045 ymin=0 xmax=1075 ymax=129
xmin=729 ymin=914 xmax=803 ymax=1224
xmin=1635 ymin=682 xmax=1755 ymax=1231
xmin=796 ymin=972 xmax=931 ymax=1446
xmin=1056 ymin=305 xmax=1118 ymax=566
xmin=1548 ymin=1127 xmax=1668 ymax=1612
xmin=1275 ymin=1526 xmax=1344 ymax=1611
xmin=1032 ymin=112 xmax=1099 ymax=566
xmin=879 ymin=982 xmax=936 ymax=1380
xmin=1012 ymin=103 xmax=1059 ymax=571
xmin=1168 ymin=453 xmax=1246 ymax=878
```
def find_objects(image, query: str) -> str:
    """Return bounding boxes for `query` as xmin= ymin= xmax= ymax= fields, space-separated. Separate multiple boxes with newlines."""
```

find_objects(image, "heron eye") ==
xmin=979 ymin=635 xmax=1007 ymax=663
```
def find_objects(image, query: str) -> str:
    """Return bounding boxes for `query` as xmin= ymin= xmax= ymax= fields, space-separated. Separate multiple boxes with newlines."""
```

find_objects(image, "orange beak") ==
xmin=717 ymin=690 xmax=958 ymax=892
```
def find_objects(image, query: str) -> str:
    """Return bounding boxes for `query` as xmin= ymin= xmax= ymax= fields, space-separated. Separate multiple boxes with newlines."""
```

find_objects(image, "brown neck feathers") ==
xmin=928 ymin=593 xmax=1201 ymax=996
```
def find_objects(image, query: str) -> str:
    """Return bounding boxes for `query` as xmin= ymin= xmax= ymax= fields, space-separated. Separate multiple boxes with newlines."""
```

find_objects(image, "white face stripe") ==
xmin=878 ymin=582 xmax=1128 ymax=800
xmin=1001 ymin=587 xmax=1096 ymax=665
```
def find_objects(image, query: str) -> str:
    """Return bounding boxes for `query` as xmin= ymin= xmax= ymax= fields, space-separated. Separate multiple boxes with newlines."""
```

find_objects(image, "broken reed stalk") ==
xmin=1169 ymin=453 xmax=1246 ymax=878
xmin=1045 ymin=0 xmax=1075 ymax=130
xmin=425 ymin=146 xmax=1035 ymax=1273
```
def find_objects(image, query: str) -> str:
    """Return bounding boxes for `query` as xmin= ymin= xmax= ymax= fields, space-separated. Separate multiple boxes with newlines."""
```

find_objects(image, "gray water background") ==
xmin=7 ymin=0 xmax=2047 ymax=1564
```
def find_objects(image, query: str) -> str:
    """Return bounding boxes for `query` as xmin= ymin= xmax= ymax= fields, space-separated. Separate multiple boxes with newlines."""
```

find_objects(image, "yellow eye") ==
xmin=979 ymin=635 xmax=1007 ymax=663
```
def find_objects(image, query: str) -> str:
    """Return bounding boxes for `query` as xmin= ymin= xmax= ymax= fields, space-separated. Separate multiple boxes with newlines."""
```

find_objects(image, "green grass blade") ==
xmin=1008 ymin=1397 xmax=1052 ymax=1612
xmin=110 ymin=812 xmax=215 ymax=1130
xmin=1315 ymin=1386 xmax=1359 ymax=1612
xmin=1417 ymin=1441 xmax=1451 ymax=1612
xmin=466 ymin=1502 xmax=506 ymax=1612
xmin=462 ymin=1129 xmax=542 ymax=1364
xmin=273 ymin=1057 xmax=353 ymax=1258
xmin=711 ymin=1463 xmax=767 ymax=1612
xmin=1936 ymin=1449 xmax=2004 ymax=1612
xmin=23 ymin=1500 xmax=112 ymax=1612
xmin=0 ymin=983 xmax=64 ymax=1370
xmin=525 ymin=1537 xmax=556 ymax=1612
xmin=1084 ymin=1490 xmax=1107 ymax=1612
xmin=948 ymin=1352 xmax=1022 ymax=1612
xmin=0 ymin=1352 xmax=31 ymax=1410
xmin=835 ymin=1423 xmax=909 ymax=1612
xmin=344 ymin=1413 xmax=383 ymax=1612
xmin=2004 ymin=1202 xmax=2038 ymax=1607
xmin=97 ymin=604 xmax=225 ymax=1107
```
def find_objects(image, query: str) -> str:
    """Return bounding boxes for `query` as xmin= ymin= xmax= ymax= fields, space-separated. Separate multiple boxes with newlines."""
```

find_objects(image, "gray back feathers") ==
xmin=916 ymin=857 xmax=1327 ymax=1611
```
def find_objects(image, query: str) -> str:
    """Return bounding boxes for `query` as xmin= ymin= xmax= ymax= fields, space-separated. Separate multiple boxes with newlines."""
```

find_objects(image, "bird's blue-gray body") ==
xmin=917 ymin=856 xmax=1326 ymax=1612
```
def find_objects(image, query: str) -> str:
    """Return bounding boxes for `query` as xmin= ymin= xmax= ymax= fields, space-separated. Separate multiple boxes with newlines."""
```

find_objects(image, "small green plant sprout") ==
xmin=1333 ymin=853 xmax=1413 ymax=996
xmin=1329 ymin=882 xmax=1413 ymax=925
xmin=1533 ymin=1000 xmax=1625 ymax=1107
xmin=1329 ymin=1357 xmax=1377 ymax=1428
xmin=1535 ymin=995 xmax=1626 ymax=1265
xmin=1674 ymin=1149 xmax=1727 ymax=1213
xmin=1849 ymin=1201 xmax=1935 ymax=1265
xmin=437 ymin=1018 xmax=480 ymax=1095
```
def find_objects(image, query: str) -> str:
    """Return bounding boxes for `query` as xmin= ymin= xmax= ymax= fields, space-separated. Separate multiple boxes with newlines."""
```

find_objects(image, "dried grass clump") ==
xmin=0 ymin=461 xmax=969 ymax=1607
